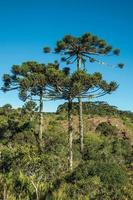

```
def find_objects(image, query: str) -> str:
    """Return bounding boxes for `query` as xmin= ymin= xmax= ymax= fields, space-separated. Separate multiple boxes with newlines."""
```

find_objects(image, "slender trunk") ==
xmin=77 ymin=54 xmax=84 ymax=153
xmin=2 ymin=168 xmax=7 ymax=200
xmin=3 ymin=183 xmax=7 ymax=200
xmin=77 ymin=54 xmax=81 ymax=70
xmin=78 ymin=97 xmax=84 ymax=153
xmin=68 ymin=99 xmax=73 ymax=170
xmin=39 ymin=92 xmax=43 ymax=141
xmin=31 ymin=180 xmax=39 ymax=200
xmin=30 ymin=112 xmax=33 ymax=122
xmin=35 ymin=187 xmax=39 ymax=200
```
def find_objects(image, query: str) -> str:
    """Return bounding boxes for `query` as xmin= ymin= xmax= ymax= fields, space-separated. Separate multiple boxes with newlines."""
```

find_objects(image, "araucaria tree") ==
xmin=49 ymin=69 xmax=118 ymax=170
xmin=2 ymin=61 xmax=59 ymax=145
xmin=44 ymin=33 xmax=124 ymax=153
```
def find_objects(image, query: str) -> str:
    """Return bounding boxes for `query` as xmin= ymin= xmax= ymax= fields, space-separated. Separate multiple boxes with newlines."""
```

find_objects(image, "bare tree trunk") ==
xmin=68 ymin=99 xmax=73 ymax=170
xmin=30 ymin=112 xmax=33 ymax=122
xmin=3 ymin=183 xmax=7 ymax=200
xmin=77 ymin=54 xmax=84 ymax=154
xmin=31 ymin=180 xmax=39 ymax=200
xmin=39 ymin=92 xmax=43 ymax=141
xmin=36 ymin=189 xmax=39 ymax=200
xmin=78 ymin=97 xmax=84 ymax=153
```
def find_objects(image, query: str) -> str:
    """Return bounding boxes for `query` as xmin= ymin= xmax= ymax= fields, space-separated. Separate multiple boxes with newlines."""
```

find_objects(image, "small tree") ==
xmin=21 ymin=100 xmax=38 ymax=121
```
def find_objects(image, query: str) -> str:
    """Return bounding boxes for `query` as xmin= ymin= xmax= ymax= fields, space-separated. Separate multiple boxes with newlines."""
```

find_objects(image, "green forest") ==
xmin=0 ymin=33 xmax=133 ymax=200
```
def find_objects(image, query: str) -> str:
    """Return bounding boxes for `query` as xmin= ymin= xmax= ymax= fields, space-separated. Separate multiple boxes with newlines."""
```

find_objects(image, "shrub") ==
xmin=65 ymin=161 xmax=128 ymax=200
xmin=96 ymin=122 xmax=119 ymax=136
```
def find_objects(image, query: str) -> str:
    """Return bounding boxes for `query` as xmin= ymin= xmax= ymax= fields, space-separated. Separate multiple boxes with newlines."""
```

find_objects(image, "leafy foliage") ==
xmin=0 ymin=105 xmax=133 ymax=199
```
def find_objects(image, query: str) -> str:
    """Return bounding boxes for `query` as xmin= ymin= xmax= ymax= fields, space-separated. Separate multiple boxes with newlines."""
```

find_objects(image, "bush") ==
xmin=96 ymin=122 xmax=119 ymax=136
xmin=65 ymin=161 xmax=128 ymax=200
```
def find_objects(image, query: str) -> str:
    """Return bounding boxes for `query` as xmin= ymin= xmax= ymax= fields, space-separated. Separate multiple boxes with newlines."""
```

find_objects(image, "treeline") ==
xmin=57 ymin=101 xmax=133 ymax=120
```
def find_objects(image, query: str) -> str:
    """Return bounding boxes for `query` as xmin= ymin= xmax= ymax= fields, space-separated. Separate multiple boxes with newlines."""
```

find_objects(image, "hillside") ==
xmin=56 ymin=101 xmax=133 ymax=142
xmin=0 ymin=102 xmax=133 ymax=199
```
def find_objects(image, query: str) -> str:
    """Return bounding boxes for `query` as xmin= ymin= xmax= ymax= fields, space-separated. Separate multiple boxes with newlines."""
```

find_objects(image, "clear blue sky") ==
xmin=0 ymin=0 xmax=133 ymax=112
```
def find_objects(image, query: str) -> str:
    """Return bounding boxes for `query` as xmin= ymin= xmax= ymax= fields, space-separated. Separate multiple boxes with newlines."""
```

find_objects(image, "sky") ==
xmin=0 ymin=0 xmax=133 ymax=112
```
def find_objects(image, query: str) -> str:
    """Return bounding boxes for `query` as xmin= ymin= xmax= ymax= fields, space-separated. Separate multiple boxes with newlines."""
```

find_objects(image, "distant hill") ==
xmin=57 ymin=101 xmax=133 ymax=121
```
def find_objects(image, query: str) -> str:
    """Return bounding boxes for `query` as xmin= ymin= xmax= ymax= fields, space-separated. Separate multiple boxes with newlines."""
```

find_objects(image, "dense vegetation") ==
xmin=0 ymin=103 xmax=133 ymax=200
